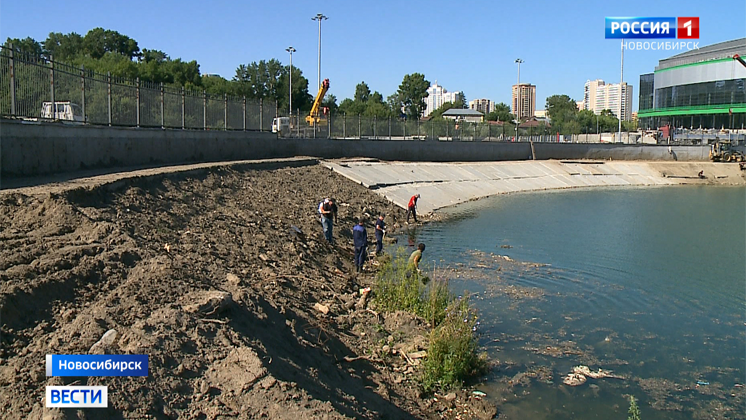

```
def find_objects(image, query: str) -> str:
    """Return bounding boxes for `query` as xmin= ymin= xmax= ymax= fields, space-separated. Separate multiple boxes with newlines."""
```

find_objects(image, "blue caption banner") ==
xmin=46 ymin=354 xmax=149 ymax=377
xmin=605 ymin=17 xmax=676 ymax=39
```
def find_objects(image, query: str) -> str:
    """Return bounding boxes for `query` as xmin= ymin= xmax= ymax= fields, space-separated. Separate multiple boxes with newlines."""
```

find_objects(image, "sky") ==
xmin=1 ymin=0 xmax=745 ymax=112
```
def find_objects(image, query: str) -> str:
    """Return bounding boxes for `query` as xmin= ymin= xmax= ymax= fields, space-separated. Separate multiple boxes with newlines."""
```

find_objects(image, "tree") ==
xmin=322 ymin=94 xmax=338 ymax=114
xmin=397 ymin=73 xmax=430 ymax=120
xmin=546 ymin=94 xmax=579 ymax=134
xmin=234 ymin=59 xmax=284 ymax=102
xmin=3 ymin=37 xmax=44 ymax=57
xmin=43 ymin=32 xmax=83 ymax=60
xmin=429 ymin=101 xmax=461 ymax=120
xmin=82 ymin=28 xmax=139 ymax=60
xmin=354 ymin=82 xmax=371 ymax=103
xmin=486 ymin=102 xmax=514 ymax=123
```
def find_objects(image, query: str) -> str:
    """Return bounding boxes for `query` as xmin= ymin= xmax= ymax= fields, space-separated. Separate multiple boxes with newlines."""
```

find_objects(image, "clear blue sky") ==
xmin=2 ymin=0 xmax=744 ymax=111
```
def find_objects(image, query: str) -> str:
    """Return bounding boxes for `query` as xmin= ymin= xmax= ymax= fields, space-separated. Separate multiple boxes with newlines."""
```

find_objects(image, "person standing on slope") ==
xmin=353 ymin=218 xmax=368 ymax=273
xmin=406 ymin=193 xmax=420 ymax=223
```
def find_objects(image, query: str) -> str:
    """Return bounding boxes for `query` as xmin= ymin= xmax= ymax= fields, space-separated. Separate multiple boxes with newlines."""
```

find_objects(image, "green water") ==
xmin=404 ymin=186 xmax=746 ymax=420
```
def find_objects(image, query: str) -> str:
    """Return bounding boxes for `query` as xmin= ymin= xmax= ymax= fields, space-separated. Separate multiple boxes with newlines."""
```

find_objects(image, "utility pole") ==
xmin=515 ymin=58 xmax=524 ymax=141
xmin=312 ymin=13 xmax=328 ymax=89
xmin=286 ymin=47 xmax=296 ymax=116
xmin=619 ymin=40 xmax=624 ymax=142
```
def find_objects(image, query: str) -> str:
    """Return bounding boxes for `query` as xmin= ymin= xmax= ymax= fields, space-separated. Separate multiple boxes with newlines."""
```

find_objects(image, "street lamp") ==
xmin=311 ymin=13 xmax=328 ymax=89
xmin=515 ymin=58 xmax=524 ymax=140
xmin=286 ymin=46 xmax=296 ymax=117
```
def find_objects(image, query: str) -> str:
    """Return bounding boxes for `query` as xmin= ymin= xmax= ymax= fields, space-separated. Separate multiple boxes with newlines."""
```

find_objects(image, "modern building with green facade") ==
xmin=638 ymin=38 xmax=746 ymax=130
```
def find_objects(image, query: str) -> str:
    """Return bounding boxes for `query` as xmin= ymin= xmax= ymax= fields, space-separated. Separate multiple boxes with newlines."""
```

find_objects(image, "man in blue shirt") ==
xmin=374 ymin=215 xmax=386 ymax=256
xmin=353 ymin=218 xmax=368 ymax=273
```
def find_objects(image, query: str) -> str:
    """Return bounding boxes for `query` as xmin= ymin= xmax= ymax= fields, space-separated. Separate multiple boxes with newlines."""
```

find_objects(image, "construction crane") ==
xmin=734 ymin=54 xmax=746 ymax=69
xmin=306 ymin=78 xmax=330 ymax=127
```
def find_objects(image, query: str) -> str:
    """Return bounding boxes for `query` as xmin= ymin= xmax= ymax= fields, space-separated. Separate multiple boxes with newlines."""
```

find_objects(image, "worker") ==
xmin=374 ymin=214 xmax=386 ymax=255
xmin=408 ymin=243 xmax=426 ymax=272
xmin=319 ymin=198 xmax=338 ymax=243
xmin=698 ymin=170 xmax=705 ymax=179
xmin=352 ymin=218 xmax=368 ymax=273
xmin=406 ymin=193 xmax=420 ymax=223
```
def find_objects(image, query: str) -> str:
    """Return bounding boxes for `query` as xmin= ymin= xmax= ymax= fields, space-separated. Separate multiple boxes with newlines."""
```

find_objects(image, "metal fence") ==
xmin=282 ymin=112 xmax=559 ymax=142
xmin=0 ymin=45 xmax=274 ymax=131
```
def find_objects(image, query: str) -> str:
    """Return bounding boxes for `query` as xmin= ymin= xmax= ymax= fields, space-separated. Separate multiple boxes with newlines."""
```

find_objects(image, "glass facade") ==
xmin=654 ymin=79 xmax=746 ymax=108
xmin=639 ymin=73 xmax=654 ymax=111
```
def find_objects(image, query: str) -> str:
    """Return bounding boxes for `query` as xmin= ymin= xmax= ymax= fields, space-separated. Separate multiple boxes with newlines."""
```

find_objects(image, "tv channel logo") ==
xmin=605 ymin=17 xmax=699 ymax=39
xmin=46 ymin=386 xmax=108 ymax=408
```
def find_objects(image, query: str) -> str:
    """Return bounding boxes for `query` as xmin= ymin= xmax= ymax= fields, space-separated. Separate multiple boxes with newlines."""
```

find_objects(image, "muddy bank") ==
xmin=0 ymin=164 xmax=494 ymax=419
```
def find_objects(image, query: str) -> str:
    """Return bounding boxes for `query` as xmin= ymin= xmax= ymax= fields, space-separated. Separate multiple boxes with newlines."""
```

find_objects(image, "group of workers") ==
xmin=319 ymin=193 xmax=425 ymax=274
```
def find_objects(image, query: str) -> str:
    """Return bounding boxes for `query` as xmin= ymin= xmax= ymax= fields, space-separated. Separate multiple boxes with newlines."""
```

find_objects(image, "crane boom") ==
xmin=733 ymin=54 xmax=746 ymax=69
xmin=306 ymin=79 xmax=330 ymax=126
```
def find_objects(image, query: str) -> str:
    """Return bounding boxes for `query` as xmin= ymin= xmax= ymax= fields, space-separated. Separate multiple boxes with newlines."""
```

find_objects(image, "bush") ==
xmin=372 ymin=249 xmax=486 ymax=392
xmin=628 ymin=395 xmax=641 ymax=420
xmin=421 ymin=296 xmax=486 ymax=392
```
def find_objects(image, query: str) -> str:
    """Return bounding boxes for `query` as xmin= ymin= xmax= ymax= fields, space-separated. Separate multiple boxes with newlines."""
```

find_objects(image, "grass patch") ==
xmin=372 ymin=250 xmax=486 ymax=392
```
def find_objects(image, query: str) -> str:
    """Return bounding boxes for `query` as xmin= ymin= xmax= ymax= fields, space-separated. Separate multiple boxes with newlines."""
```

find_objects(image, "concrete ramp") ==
xmin=323 ymin=160 xmax=746 ymax=213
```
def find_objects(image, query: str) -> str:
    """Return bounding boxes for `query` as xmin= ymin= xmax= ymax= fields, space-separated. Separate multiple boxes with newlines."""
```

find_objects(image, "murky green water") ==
xmin=403 ymin=186 xmax=746 ymax=420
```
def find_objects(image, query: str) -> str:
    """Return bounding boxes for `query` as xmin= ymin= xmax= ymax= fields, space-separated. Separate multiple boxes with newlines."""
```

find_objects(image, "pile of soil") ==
xmin=0 ymin=163 xmax=495 ymax=419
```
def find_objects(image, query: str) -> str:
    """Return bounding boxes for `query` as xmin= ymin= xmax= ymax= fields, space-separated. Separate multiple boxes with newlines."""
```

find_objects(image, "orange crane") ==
xmin=306 ymin=78 xmax=330 ymax=127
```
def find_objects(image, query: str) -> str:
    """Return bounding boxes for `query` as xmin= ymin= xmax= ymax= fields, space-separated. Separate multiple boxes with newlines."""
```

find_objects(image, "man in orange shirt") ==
xmin=406 ymin=194 xmax=420 ymax=223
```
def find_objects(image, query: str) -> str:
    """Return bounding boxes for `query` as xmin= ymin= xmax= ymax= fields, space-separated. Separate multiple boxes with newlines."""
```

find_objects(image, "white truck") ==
xmin=40 ymin=101 xmax=85 ymax=122
xmin=272 ymin=117 xmax=290 ymax=137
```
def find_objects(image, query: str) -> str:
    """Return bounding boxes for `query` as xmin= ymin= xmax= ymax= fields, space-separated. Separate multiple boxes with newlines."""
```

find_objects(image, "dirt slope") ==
xmin=0 ymin=163 xmax=498 ymax=419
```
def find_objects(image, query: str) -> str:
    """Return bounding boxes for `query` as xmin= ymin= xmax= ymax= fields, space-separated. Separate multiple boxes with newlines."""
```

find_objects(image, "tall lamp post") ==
xmin=312 ymin=13 xmax=328 ymax=89
xmin=515 ymin=58 xmax=524 ymax=140
xmin=286 ymin=46 xmax=296 ymax=117
xmin=619 ymin=40 xmax=624 ymax=142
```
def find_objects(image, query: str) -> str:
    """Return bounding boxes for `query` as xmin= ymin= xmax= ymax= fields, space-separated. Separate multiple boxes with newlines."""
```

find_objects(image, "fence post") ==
xmin=488 ymin=122 xmax=491 ymax=140
xmin=107 ymin=72 xmax=112 ymax=126
xmin=343 ymin=113 xmax=346 ymax=138
xmin=80 ymin=66 xmax=85 ymax=122
xmin=474 ymin=123 xmax=477 ymax=141
xmin=358 ymin=114 xmax=361 ymax=139
xmin=224 ymin=93 xmax=228 ymax=131
xmin=50 ymin=55 xmax=55 ymax=115
xmin=259 ymin=98 xmax=263 ymax=131
xmin=388 ymin=117 xmax=391 ymax=140
xmin=328 ymin=112 xmax=332 ymax=139
xmin=431 ymin=120 xmax=434 ymax=140
xmin=242 ymin=96 xmax=246 ymax=131
xmin=203 ymin=90 xmax=207 ymax=130
xmin=160 ymin=82 xmax=165 ymax=129
xmin=374 ymin=116 xmax=377 ymax=139
xmin=297 ymin=108 xmax=300 ymax=137
xmin=403 ymin=119 xmax=407 ymax=140
xmin=181 ymin=87 xmax=185 ymax=129
xmin=136 ymin=77 xmax=140 ymax=127
xmin=9 ymin=44 xmax=16 ymax=115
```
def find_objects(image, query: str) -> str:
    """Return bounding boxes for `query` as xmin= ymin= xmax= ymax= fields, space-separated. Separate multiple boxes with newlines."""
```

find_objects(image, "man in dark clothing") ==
xmin=352 ymin=219 xmax=368 ymax=272
xmin=374 ymin=215 xmax=386 ymax=255
xmin=406 ymin=194 xmax=420 ymax=223
xmin=320 ymin=198 xmax=338 ymax=243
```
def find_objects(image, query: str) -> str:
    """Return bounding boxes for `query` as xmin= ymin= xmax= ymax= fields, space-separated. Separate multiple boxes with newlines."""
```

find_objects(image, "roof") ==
xmin=442 ymin=109 xmax=484 ymax=117
xmin=656 ymin=38 xmax=746 ymax=71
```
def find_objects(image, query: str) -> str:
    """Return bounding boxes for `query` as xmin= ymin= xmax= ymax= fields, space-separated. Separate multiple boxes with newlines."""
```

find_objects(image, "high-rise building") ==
xmin=469 ymin=99 xmax=494 ymax=114
xmin=584 ymin=79 xmax=634 ymax=121
xmin=576 ymin=101 xmax=585 ymax=111
xmin=583 ymin=79 xmax=604 ymax=113
xmin=511 ymin=83 xmax=536 ymax=120
xmin=424 ymin=81 xmax=462 ymax=117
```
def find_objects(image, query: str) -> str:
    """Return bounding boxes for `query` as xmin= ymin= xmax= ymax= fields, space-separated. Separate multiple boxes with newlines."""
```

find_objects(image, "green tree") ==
xmin=82 ymin=28 xmax=140 ymax=60
xmin=234 ymin=59 xmax=284 ymax=102
xmin=43 ymin=32 xmax=83 ymax=60
xmin=354 ymin=81 xmax=371 ymax=103
xmin=486 ymin=102 xmax=514 ymax=123
xmin=322 ymin=93 xmax=338 ymax=114
xmin=397 ymin=73 xmax=430 ymax=120
xmin=546 ymin=94 xmax=580 ymax=134
xmin=429 ymin=101 xmax=461 ymax=120
xmin=3 ymin=37 xmax=44 ymax=57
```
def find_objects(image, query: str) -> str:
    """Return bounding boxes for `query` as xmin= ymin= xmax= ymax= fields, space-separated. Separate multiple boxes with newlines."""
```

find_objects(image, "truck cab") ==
xmin=272 ymin=117 xmax=290 ymax=137
xmin=41 ymin=101 xmax=85 ymax=122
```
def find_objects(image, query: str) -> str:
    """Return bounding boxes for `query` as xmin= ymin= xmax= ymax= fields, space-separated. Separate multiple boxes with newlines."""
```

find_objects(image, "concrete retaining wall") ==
xmin=0 ymin=119 xmax=716 ymax=178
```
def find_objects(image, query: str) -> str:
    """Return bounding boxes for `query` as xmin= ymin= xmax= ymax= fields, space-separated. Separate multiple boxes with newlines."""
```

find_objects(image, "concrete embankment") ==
xmin=323 ymin=160 xmax=746 ymax=213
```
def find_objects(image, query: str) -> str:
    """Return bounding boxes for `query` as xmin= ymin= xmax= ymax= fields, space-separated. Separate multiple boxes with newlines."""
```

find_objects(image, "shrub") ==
xmin=421 ymin=296 xmax=487 ymax=392
xmin=628 ymin=395 xmax=641 ymax=420
xmin=372 ymin=249 xmax=486 ymax=392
